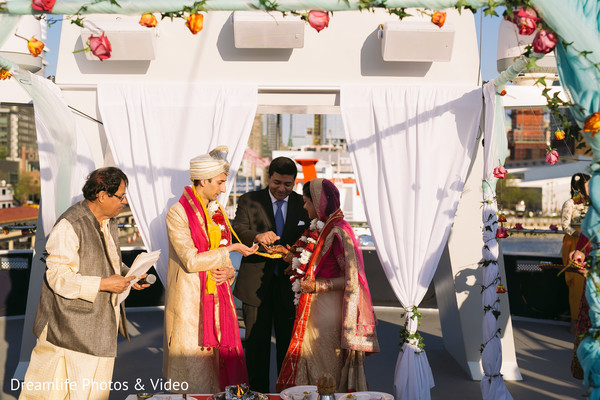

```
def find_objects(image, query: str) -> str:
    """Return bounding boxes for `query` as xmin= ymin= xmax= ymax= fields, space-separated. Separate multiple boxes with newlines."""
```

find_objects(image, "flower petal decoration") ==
xmin=496 ymin=285 xmax=507 ymax=294
xmin=545 ymin=149 xmax=559 ymax=165
xmin=584 ymin=112 xmax=600 ymax=137
xmin=186 ymin=13 xmax=204 ymax=35
xmin=88 ymin=32 xmax=112 ymax=61
xmin=493 ymin=165 xmax=507 ymax=179
xmin=532 ymin=29 xmax=557 ymax=54
xmin=139 ymin=13 xmax=157 ymax=28
xmin=495 ymin=227 xmax=509 ymax=239
xmin=31 ymin=0 xmax=56 ymax=12
xmin=549 ymin=224 xmax=558 ymax=231
xmin=512 ymin=7 xmax=539 ymax=36
xmin=0 ymin=69 xmax=11 ymax=80
xmin=499 ymin=89 xmax=507 ymax=96
xmin=554 ymin=130 xmax=565 ymax=140
xmin=307 ymin=10 xmax=330 ymax=32
xmin=431 ymin=11 xmax=446 ymax=28
xmin=515 ymin=223 xmax=523 ymax=230
xmin=497 ymin=214 xmax=507 ymax=223
xmin=27 ymin=37 xmax=44 ymax=57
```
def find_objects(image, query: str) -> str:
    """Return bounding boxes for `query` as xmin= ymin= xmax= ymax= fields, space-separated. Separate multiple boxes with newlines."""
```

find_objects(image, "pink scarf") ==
xmin=179 ymin=186 xmax=248 ymax=389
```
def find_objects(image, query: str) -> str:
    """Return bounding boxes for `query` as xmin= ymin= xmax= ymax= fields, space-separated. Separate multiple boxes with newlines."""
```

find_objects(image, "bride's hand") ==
xmin=300 ymin=279 xmax=316 ymax=294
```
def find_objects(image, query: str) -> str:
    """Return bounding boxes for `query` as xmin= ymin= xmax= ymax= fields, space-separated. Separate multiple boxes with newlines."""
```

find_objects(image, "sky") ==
xmin=43 ymin=8 xmax=504 ymax=81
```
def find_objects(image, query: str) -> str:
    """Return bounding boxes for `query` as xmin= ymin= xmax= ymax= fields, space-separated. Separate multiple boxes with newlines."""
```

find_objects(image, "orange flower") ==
xmin=554 ymin=130 xmax=565 ymax=140
xmin=431 ymin=11 xmax=446 ymax=28
xmin=186 ymin=13 xmax=204 ymax=35
xmin=496 ymin=285 xmax=507 ymax=294
xmin=499 ymin=89 xmax=507 ymax=96
xmin=584 ymin=112 xmax=600 ymax=137
xmin=0 ymin=69 xmax=11 ymax=80
xmin=139 ymin=13 xmax=157 ymax=28
xmin=27 ymin=37 xmax=44 ymax=57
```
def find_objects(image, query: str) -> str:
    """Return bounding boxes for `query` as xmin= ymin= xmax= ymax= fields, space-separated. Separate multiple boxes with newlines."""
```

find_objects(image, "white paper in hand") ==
xmin=117 ymin=249 xmax=161 ymax=305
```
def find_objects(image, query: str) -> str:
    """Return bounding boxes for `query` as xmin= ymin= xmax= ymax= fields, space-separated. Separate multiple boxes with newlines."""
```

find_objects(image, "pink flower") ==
xmin=512 ymin=7 xmax=539 ymax=36
xmin=88 ymin=32 xmax=112 ymax=61
xmin=515 ymin=223 xmax=523 ymax=230
xmin=493 ymin=166 xmax=507 ymax=179
xmin=31 ymin=0 xmax=56 ymax=12
xmin=545 ymin=149 xmax=559 ymax=165
xmin=496 ymin=227 xmax=509 ymax=239
xmin=532 ymin=29 xmax=557 ymax=54
xmin=307 ymin=11 xmax=329 ymax=32
xmin=549 ymin=224 xmax=558 ymax=231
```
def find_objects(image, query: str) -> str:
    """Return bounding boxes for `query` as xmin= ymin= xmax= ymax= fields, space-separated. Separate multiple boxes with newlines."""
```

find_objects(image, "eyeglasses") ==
xmin=109 ymin=193 xmax=127 ymax=202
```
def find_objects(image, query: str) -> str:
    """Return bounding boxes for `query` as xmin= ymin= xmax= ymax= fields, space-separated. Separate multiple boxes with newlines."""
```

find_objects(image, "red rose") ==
xmin=212 ymin=213 xmax=225 ymax=225
xmin=497 ymin=214 xmax=507 ymax=223
xmin=307 ymin=10 xmax=329 ymax=32
xmin=493 ymin=166 xmax=507 ymax=179
xmin=88 ymin=32 xmax=112 ymax=61
xmin=512 ymin=7 xmax=539 ymax=36
xmin=532 ymin=29 xmax=557 ymax=54
xmin=495 ymin=227 xmax=509 ymax=239
xmin=515 ymin=223 xmax=523 ymax=230
xmin=499 ymin=89 xmax=507 ymax=96
xmin=32 ymin=0 xmax=56 ymax=12
xmin=545 ymin=150 xmax=559 ymax=165
xmin=310 ymin=231 xmax=319 ymax=240
xmin=305 ymin=242 xmax=315 ymax=252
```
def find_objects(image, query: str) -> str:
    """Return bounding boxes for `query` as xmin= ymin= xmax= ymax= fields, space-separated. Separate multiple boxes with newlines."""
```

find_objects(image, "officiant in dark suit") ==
xmin=233 ymin=157 xmax=310 ymax=393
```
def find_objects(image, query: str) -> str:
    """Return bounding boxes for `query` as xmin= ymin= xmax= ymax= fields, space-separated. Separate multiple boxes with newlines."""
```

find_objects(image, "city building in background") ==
xmin=507 ymin=108 xmax=549 ymax=161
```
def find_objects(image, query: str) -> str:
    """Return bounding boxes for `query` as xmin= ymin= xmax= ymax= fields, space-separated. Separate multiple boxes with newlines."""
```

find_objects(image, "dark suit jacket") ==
xmin=233 ymin=187 xmax=309 ymax=307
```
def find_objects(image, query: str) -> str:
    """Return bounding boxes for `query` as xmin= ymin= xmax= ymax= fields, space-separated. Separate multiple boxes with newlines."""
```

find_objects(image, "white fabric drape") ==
xmin=97 ymin=83 xmax=257 ymax=284
xmin=15 ymin=72 xmax=94 ymax=234
xmin=340 ymin=85 xmax=483 ymax=400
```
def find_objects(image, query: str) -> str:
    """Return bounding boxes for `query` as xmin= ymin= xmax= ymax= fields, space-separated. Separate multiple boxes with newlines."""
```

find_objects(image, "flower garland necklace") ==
xmin=289 ymin=218 xmax=325 ymax=305
xmin=207 ymin=200 xmax=230 ymax=247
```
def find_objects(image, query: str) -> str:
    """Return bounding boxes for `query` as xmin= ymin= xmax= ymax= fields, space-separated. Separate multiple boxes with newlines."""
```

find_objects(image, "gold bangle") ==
xmin=316 ymin=280 xmax=333 ymax=293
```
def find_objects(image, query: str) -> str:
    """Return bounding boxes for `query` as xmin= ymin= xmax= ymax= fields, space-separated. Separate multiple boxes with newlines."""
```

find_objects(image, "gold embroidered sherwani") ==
xmin=163 ymin=202 xmax=232 ymax=393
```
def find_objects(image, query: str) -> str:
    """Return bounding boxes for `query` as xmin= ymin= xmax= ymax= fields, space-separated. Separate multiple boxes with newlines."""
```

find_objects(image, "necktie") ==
xmin=275 ymin=200 xmax=285 ymax=240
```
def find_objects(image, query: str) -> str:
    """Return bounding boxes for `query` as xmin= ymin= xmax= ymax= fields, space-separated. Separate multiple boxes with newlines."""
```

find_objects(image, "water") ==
xmin=501 ymin=234 xmax=563 ymax=257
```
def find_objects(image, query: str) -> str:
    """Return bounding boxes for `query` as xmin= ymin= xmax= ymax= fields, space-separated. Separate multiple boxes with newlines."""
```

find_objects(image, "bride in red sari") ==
xmin=270 ymin=178 xmax=379 ymax=392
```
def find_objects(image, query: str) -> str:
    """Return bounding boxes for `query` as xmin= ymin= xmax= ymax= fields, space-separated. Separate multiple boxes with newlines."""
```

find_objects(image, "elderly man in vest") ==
xmin=163 ymin=146 xmax=257 ymax=393
xmin=19 ymin=167 xmax=148 ymax=400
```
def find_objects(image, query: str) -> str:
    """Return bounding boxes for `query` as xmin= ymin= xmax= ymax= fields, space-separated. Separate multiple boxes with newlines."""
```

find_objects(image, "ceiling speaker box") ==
xmin=80 ymin=22 xmax=157 ymax=61
xmin=233 ymin=11 xmax=304 ymax=49
xmin=379 ymin=21 xmax=455 ymax=62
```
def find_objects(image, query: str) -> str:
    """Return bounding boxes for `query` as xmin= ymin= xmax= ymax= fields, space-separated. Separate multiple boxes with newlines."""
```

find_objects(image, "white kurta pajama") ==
xmin=20 ymin=219 xmax=122 ymax=400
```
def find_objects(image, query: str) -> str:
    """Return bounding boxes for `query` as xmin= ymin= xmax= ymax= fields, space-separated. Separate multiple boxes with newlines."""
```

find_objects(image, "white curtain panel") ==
xmin=97 ymin=83 xmax=257 ymax=284
xmin=340 ymin=85 xmax=483 ymax=400
xmin=15 ymin=72 xmax=94 ymax=234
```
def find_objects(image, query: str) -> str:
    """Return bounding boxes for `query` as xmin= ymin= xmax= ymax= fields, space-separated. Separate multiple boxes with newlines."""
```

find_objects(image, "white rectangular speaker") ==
xmin=233 ymin=11 xmax=304 ymax=49
xmin=380 ymin=21 xmax=455 ymax=62
xmin=80 ymin=22 xmax=157 ymax=61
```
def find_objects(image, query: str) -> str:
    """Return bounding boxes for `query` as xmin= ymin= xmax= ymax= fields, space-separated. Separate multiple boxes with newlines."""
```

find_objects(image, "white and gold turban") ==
xmin=190 ymin=145 xmax=230 ymax=180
